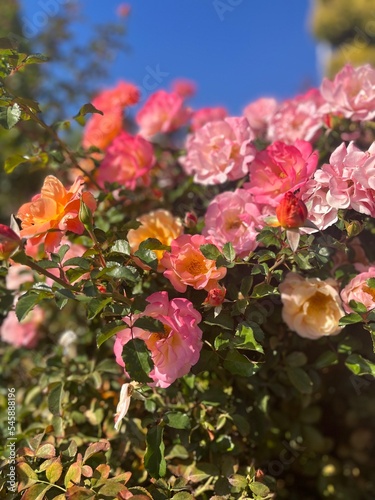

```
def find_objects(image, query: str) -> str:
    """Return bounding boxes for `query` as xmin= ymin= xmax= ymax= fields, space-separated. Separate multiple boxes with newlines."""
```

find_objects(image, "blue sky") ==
xmin=21 ymin=0 xmax=319 ymax=115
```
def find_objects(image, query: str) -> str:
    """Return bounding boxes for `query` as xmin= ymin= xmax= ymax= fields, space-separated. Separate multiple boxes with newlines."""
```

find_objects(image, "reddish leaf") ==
xmin=82 ymin=440 xmax=110 ymax=463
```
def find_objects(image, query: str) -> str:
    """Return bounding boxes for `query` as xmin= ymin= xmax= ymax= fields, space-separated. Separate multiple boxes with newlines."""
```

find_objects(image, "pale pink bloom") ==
xmin=321 ymin=142 xmax=375 ymax=216
xmin=243 ymin=97 xmax=277 ymax=137
xmin=320 ymin=64 xmax=375 ymax=121
xmin=279 ymin=273 xmax=344 ymax=339
xmin=160 ymin=234 xmax=227 ymax=293
xmin=136 ymin=90 xmax=191 ymax=138
xmin=181 ymin=117 xmax=256 ymax=185
xmin=114 ymin=292 xmax=203 ymax=388
xmin=246 ymin=140 xmax=318 ymax=206
xmin=6 ymin=264 xmax=34 ymax=291
xmin=171 ymin=78 xmax=197 ymax=99
xmin=191 ymin=106 xmax=228 ymax=132
xmin=83 ymin=81 xmax=140 ymax=150
xmin=203 ymin=189 xmax=263 ymax=257
xmin=268 ymin=89 xmax=325 ymax=144
xmin=0 ymin=307 xmax=44 ymax=348
xmin=299 ymin=178 xmax=338 ymax=231
xmin=97 ymin=131 xmax=155 ymax=190
xmin=340 ymin=267 xmax=375 ymax=313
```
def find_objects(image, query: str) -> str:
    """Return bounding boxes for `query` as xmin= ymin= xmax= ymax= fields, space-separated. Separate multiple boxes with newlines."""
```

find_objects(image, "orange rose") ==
xmin=17 ymin=175 xmax=96 ymax=252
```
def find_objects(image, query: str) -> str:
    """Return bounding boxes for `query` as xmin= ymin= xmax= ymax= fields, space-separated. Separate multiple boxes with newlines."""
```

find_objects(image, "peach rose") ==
xmin=160 ymin=234 xmax=227 ymax=292
xmin=127 ymin=209 xmax=183 ymax=271
xmin=279 ymin=273 xmax=344 ymax=339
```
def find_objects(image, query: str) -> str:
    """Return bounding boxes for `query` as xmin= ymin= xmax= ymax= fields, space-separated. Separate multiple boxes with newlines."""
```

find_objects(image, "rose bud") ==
xmin=184 ymin=211 xmax=198 ymax=229
xmin=0 ymin=224 xmax=21 ymax=260
xmin=204 ymin=284 xmax=226 ymax=307
xmin=276 ymin=192 xmax=308 ymax=229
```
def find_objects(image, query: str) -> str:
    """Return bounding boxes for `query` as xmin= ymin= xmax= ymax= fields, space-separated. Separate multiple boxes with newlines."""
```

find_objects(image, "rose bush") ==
xmin=1 ymin=43 xmax=375 ymax=500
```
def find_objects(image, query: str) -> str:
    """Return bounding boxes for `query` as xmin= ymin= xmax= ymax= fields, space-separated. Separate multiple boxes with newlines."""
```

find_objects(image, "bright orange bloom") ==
xmin=276 ymin=192 xmax=308 ymax=229
xmin=17 ymin=175 xmax=96 ymax=252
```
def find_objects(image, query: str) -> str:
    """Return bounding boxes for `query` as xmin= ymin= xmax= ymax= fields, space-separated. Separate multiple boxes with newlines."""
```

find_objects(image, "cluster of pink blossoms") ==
xmin=7 ymin=62 xmax=375 ymax=390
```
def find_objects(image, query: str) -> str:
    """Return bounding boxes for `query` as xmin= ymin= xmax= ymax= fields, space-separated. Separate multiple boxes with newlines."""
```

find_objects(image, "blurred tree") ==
xmin=311 ymin=0 xmax=375 ymax=75
xmin=0 ymin=0 xmax=129 ymax=222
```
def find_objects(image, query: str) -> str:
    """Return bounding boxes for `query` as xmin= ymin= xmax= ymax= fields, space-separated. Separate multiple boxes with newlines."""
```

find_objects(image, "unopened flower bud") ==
xmin=276 ymin=192 xmax=308 ymax=229
xmin=0 ymin=224 xmax=21 ymax=260
xmin=204 ymin=284 xmax=226 ymax=307
xmin=184 ymin=212 xmax=198 ymax=229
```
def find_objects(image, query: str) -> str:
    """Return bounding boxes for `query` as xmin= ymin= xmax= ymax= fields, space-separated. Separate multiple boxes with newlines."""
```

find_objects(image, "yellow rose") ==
xmin=279 ymin=273 xmax=344 ymax=339
xmin=127 ymin=209 xmax=183 ymax=271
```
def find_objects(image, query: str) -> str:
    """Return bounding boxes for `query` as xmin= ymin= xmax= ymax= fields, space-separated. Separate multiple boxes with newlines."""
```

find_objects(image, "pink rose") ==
xmin=341 ymin=267 xmax=375 ymax=313
xmin=83 ymin=81 xmax=139 ymax=150
xmin=181 ymin=117 xmax=256 ymax=185
xmin=136 ymin=90 xmax=191 ymax=138
xmin=203 ymin=189 xmax=263 ymax=257
xmin=0 ymin=307 xmax=44 ymax=348
xmin=321 ymin=142 xmax=375 ymax=216
xmin=243 ymin=97 xmax=277 ymax=137
xmin=299 ymin=178 xmax=338 ymax=231
xmin=171 ymin=78 xmax=197 ymax=99
xmin=114 ymin=292 xmax=203 ymax=388
xmin=246 ymin=140 xmax=318 ymax=206
xmin=97 ymin=131 xmax=155 ymax=190
xmin=160 ymin=234 xmax=227 ymax=292
xmin=191 ymin=106 xmax=228 ymax=132
xmin=268 ymin=89 xmax=325 ymax=144
xmin=320 ymin=64 xmax=375 ymax=121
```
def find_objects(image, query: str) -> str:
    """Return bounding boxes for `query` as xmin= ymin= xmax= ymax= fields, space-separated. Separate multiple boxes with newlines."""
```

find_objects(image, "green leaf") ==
xmin=367 ymin=278 xmax=375 ymax=288
xmin=285 ymin=351 xmax=307 ymax=368
xmin=97 ymin=321 xmax=126 ymax=348
xmin=339 ymin=312 xmax=363 ymax=326
xmin=110 ymin=239 xmax=131 ymax=256
xmin=17 ymin=462 xmax=38 ymax=491
xmin=348 ymin=300 xmax=368 ymax=314
xmin=249 ymin=481 xmax=270 ymax=496
xmin=200 ymin=243 xmax=222 ymax=260
xmin=64 ymin=257 xmax=91 ymax=270
xmin=0 ymin=103 xmax=21 ymax=129
xmin=45 ymin=459 xmax=63 ymax=484
xmin=139 ymin=238 xmax=169 ymax=251
xmin=105 ymin=264 xmax=140 ymax=282
xmin=251 ymin=283 xmax=278 ymax=298
xmin=24 ymin=53 xmax=49 ymax=65
xmin=87 ymin=297 xmax=112 ymax=320
xmin=75 ymin=102 xmax=104 ymax=117
xmin=48 ymin=382 xmax=64 ymax=416
xmin=345 ymin=354 xmax=375 ymax=377
xmin=133 ymin=316 xmax=165 ymax=333
xmin=21 ymin=483 xmax=52 ymax=500
xmin=224 ymin=351 xmax=258 ymax=377
xmin=315 ymin=351 xmax=338 ymax=369
xmin=235 ymin=324 xmax=264 ymax=353
xmin=163 ymin=412 xmax=191 ymax=429
xmin=144 ymin=425 xmax=166 ymax=479
xmin=222 ymin=242 xmax=236 ymax=262
xmin=134 ymin=248 xmax=158 ymax=270
xmin=286 ymin=367 xmax=313 ymax=394
xmin=122 ymin=338 xmax=154 ymax=383
xmin=4 ymin=152 xmax=48 ymax=173
xmin=15 ymin=293 xmax=40 ymax=321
